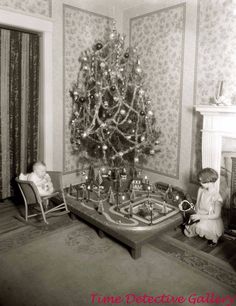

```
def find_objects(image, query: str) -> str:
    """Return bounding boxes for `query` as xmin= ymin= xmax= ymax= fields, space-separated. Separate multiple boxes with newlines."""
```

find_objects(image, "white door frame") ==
xmin=0 ymin=9 xmax=53 ymax=169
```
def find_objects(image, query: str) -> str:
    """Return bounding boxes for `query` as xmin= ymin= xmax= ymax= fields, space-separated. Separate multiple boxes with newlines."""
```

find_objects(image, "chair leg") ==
xmin=62 ymin=192 xmax=69 ymax=212
xmin=25 ymin=203 xmax=28 ymax=222
xmin=39 ymin=202 xmax=49 ymax=224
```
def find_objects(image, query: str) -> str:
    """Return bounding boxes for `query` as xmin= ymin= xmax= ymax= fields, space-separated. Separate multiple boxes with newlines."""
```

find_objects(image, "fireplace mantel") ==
xmin=195 ymin=105 xmax=236 ymax=136
xmin=195 ymin=105 xmax=236 ymax=191
xmin=195 ymin=105 xmax=236 ymax=115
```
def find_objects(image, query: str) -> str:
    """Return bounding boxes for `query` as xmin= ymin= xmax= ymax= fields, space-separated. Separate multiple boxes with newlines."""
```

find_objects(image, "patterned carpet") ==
xmin=149 ymin=228 xmax=236 ymax=292
xmin=1 ymin=221 xmax=235 ymax=306
xmin=0 ymin=201 xmax=76 ymax=254
xmin=0 ymin=201 xmax=236 ymax=295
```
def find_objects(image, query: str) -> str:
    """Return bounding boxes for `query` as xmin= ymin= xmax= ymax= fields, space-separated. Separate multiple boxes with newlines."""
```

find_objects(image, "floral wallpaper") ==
xmin=0 ymin=0 xmax=51 ymax=17
xmin=191 ymin=0 xmax=236 ymax=181
xmin=63 ymin=5 xmax=112 ymax=173
xmin=195 ymin=0 xmax=236 ymax=106
xmin=130 ymin=4 xmax=185 ymax=178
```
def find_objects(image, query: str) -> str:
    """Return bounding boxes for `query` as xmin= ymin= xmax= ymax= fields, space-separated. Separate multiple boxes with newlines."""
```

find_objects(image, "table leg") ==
xmin=69 ymin=212 xmax=78 ymax=220
xmin=131 ymin=246 xmax=141 ymax=259
xmin=98 ymin=229 xmax=105 ymax=238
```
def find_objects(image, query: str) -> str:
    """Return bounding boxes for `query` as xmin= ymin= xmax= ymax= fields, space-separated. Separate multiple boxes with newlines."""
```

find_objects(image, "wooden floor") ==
xmin=0 ymin=199 xmax=26 ymax=235
xmin=167 ymin=226 xmax=236 ymax=264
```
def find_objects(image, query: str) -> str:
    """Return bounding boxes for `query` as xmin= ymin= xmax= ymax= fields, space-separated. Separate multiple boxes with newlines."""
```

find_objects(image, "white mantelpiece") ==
xmin=195 ymin=105 xmax=236 ymax=190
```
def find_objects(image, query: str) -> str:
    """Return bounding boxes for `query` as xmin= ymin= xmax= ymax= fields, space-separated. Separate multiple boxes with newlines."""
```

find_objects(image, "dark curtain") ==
xmin=0 ymin=28 xmax=40 ymax=199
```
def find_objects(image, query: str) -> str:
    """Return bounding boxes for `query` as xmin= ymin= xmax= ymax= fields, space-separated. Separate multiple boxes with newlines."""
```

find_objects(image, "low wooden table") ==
xmin=67 ymin=196 xmax=182 ymax=259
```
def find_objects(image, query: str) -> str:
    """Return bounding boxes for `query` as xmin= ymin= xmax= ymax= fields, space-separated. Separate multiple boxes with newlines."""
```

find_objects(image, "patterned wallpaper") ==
xmin=130 ymin=4 xmax=185 ymax=178
xmin=195 ymin=0 xmax=236 ymax=105
xmin=63 ymin=5 xmax=112 ymax=173
xmin=191 ymin=0 xmax=236 ymax=181
xmin=0 ymin=0 xmax=51 ymax=17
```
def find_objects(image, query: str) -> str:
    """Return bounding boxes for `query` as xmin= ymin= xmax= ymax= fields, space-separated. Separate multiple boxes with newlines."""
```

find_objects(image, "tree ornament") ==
xmin=147 ymin=110 xmax=153 ymax=116
xmin=140 ymin=110 xmax=145 ymax=116
xmin=139 ymin=89 xmax=145 ymax=96
xmin=83 ymin=65 xmax=89 ymax=71
xmin=110 ymin=71 xmax=116 ymax=78
xmin=150 ymin=149 xmax=155 ymax=155
xmin=82 ymin=132 xmax=87 ymax=138
xmin=109 ymin=31 xmax=116 ymax=40
xmin=103 ymin=101 xmax=109 ymax=108
xmin=100 ymin=62 xmax=105 ymax=68
xmin=120 ymin=109 xmax=126 ymax=115
xmin=124 ymin=52 xmax=129 ymax=58
xmin=110 ymin=85 xmax=116 ymax=92
xmin=79 ymin=96 xmax=86 ymax=103
xmin=95 ymin=42 xmax=103 ymax=50
xmin=102 ymin=144 xmax=108 ymax=150
xmin=134 ymin=157 xmax=139 ymax=163
xmin=135 ymin=66 xmax=142 ymax=74
xmin=73 ymin=91 xmax=79 ymax=98
xmin=104 ymin=128 xmax=110 ymax=135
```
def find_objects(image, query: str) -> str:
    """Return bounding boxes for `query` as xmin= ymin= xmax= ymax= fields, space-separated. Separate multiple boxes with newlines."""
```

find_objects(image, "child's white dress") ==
xmin=27 ymin=172 xmax=54 ymax=196
xmin=185 ymin=187 xmax=224 ymax=243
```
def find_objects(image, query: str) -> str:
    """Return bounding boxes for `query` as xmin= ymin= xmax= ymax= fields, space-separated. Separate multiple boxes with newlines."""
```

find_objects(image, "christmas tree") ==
xmin=70 ymin=22 xmax=160 ymax=167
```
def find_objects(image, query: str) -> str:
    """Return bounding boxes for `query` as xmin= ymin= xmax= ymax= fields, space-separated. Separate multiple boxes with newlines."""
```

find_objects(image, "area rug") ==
xmin=0 ymin=214 xmax=76 ymax=254
xmin=148 ymin=231 xmax=236 ymax=293
xmin=0 ymin=219 xmax=235 ymax=306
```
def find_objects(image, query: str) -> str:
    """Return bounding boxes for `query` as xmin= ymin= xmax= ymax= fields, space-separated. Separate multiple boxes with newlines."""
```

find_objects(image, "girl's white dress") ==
xmin=185 ymin=187 xmax=224 ymax=243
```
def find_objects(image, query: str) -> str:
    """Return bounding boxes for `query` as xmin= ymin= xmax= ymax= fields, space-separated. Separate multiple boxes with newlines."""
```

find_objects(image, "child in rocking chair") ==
xmin=27 ymin=161 xmax=54 ymax=196
xmin=184 ymin=168 xmax=224 ymax=247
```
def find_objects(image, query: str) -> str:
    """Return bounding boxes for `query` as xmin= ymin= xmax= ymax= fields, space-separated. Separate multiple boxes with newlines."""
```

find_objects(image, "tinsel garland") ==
xmin=70 ymin=22 xmax=160 ymax=166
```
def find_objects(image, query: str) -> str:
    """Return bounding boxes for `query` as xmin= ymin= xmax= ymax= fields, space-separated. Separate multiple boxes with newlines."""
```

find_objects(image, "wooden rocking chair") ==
xmin=16 ymin=171 xmax=69 ymax=224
